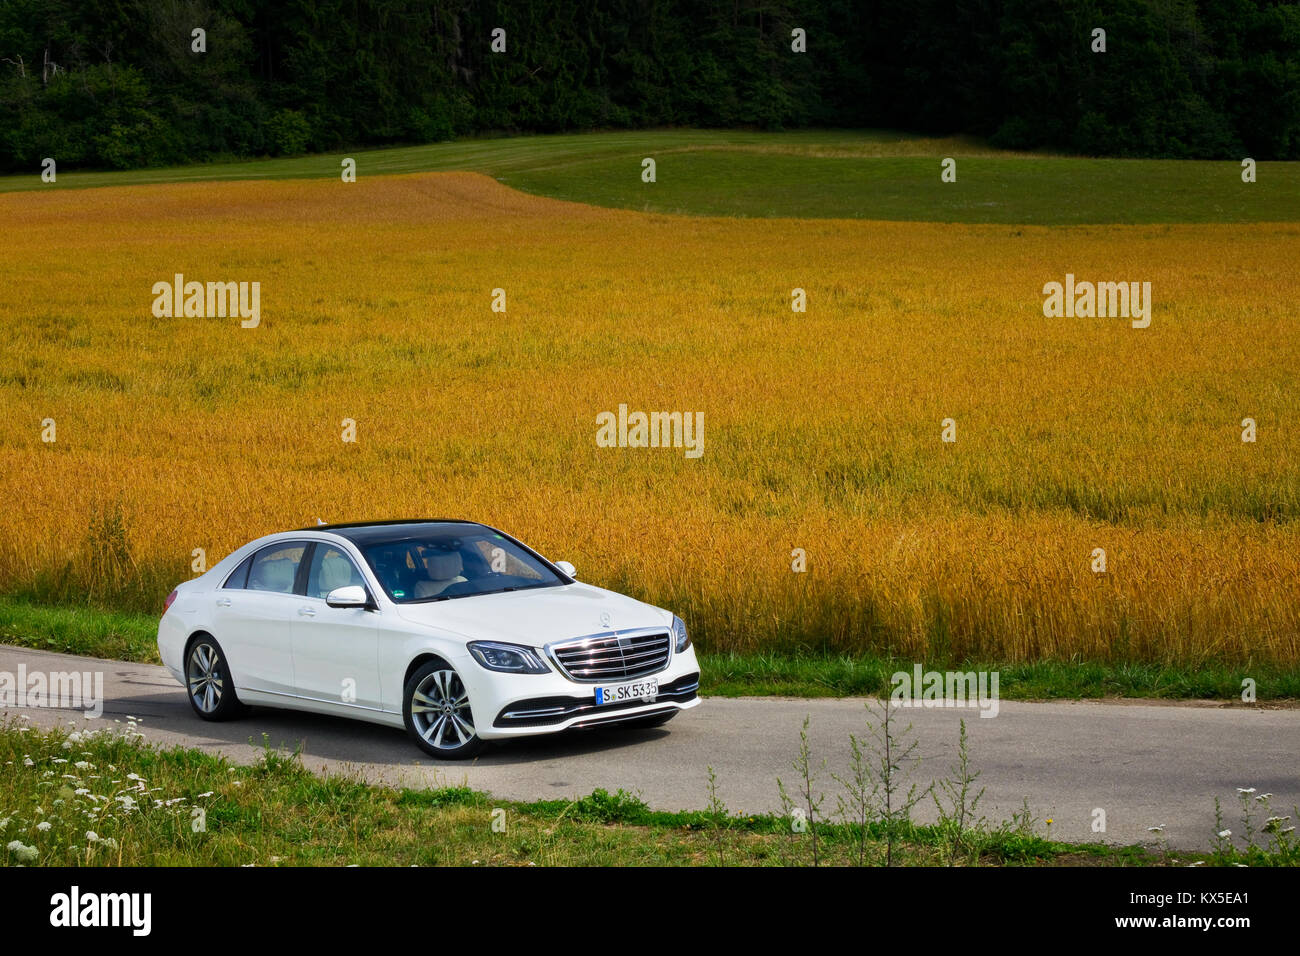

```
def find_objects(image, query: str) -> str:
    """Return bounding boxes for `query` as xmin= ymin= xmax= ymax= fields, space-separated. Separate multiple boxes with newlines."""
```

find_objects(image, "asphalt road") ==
xmin=2 ymin=644 xmax=1296 ymax=851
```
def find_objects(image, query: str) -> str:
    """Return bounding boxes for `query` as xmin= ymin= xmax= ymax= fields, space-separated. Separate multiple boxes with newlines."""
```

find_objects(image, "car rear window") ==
xmin=223 ymin=553 xmax=255 ymax=589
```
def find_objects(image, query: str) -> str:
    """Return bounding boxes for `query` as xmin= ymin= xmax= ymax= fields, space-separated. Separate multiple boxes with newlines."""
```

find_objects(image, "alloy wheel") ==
xmin=187 ymin=642 xmax=224 ymax=714
xmin=409 ymin=669 xmax=475 ymax=751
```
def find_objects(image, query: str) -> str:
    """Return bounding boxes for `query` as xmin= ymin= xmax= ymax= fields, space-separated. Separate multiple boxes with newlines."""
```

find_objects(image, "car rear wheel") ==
xmin=403 ymin=661 xmax=484 ymax=759
xmin=185 ymin=636 xmax=247 ymax=721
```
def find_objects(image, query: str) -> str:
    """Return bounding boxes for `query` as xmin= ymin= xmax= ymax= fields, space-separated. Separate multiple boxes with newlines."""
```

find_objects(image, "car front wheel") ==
xmin=403 ymin=661 xmax=484 ymax=759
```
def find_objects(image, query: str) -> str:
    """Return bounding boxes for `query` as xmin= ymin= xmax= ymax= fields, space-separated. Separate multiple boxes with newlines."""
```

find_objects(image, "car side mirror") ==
xmin=326 ymin=585 xmax=373 ymax=609
xmin=554 ymin=560 xmax=577 ymax=579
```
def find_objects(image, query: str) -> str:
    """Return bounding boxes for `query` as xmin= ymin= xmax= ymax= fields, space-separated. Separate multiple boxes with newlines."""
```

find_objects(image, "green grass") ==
xmin=1 ymin=720 xmax=1254 ymax=867
xmin=3 ymin=129 xmax=1296 ymax=224
xmin=703 ymin=651 xmax=1300 ymax=701
xmin=1 ymin=595 xmax=1294 ymax=701
xmin=0 ymin=596 xmax=159 ymax=663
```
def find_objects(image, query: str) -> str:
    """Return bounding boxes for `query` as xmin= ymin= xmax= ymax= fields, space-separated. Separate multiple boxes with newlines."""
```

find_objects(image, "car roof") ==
xmin=298 ymin=519 xmax=487 ymax=546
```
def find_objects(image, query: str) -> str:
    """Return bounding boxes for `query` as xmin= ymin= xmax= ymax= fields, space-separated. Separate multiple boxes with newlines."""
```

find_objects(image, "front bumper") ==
xmin=493 ymin=671 xmax=700 ymax=729
xmin=455 ymin=645 xmax=701 ymax=740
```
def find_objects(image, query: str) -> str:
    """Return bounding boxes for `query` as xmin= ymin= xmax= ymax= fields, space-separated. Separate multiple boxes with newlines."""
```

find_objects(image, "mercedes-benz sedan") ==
xmin=158 ymin=520 xmax=700 ymax=758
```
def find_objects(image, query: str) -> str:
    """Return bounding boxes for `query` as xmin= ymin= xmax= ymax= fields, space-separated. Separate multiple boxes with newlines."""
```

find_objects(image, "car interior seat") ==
xmin=413 ymin=551 xmax=468 ymax=598
xmin=250 ymin=557 xmax=296 ymax=592
xmin=317 ymin=553 xmax=360 ymax=598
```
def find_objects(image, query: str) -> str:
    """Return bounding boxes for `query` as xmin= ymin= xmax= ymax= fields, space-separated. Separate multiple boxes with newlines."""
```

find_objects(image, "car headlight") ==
xmin=672 ymin=615 xmax=691 ymax=653
xmin=467 ymin=641 xmax=551 ymax=674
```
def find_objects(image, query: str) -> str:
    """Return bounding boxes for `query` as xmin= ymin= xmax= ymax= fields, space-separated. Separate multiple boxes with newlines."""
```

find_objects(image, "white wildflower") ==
xmin=6 ymin=840 xmax=37 ymax=863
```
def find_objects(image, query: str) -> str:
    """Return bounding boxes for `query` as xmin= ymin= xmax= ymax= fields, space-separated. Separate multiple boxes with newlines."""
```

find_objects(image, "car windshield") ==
xmin=357 ymin=528 xmax=564 ymax=603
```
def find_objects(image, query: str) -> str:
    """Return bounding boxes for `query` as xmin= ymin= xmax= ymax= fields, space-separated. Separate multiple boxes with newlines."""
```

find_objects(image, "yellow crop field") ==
xmin=2 ymin=173 xmax=1298 ymax=666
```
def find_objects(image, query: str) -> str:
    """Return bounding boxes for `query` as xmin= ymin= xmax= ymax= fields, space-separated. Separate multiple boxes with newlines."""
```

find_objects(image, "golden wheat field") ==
xmin=2 ymin=173 xmax=1298 ymax=665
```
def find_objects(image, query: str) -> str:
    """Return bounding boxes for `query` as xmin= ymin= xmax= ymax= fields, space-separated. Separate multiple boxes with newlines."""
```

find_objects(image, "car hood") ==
xmin=392 ymin=582 xmax=670 ymax=648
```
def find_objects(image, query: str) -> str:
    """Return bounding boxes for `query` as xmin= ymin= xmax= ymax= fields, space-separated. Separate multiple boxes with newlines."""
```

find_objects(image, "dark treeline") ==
xmin=1 ymin=0 xmax=1296 ymax=171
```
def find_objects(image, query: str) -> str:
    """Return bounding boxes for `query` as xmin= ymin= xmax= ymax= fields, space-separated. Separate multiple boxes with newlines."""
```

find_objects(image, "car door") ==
xmin=291 ymin=542 xmax=382 ymax=710
xmin=211 ymin=540 xmax=307 ymax=698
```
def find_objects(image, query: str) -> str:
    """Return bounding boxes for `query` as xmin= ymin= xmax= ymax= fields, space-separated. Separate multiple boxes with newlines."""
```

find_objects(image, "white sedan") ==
xmin=158 ymin=520 xmax=700 ymax=758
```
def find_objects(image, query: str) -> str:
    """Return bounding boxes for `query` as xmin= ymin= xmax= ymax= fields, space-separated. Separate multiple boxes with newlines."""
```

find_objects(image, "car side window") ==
xmin=247 ymin=543 xmax=307 ymax=594
xmin=306 ymin=545 xmax=366 ymax=599
xmin=223 ymin=553 xmax=255 ymax=589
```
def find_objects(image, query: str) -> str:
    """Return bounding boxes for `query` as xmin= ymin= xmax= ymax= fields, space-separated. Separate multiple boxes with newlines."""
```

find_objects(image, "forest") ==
xmin=1 ymin=0 xmax=1297 ymax=171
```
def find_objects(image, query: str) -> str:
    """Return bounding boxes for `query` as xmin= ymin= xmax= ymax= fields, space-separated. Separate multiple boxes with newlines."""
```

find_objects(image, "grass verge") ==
xmin=1 ymin=596 xmax=1294 ymax=702
xmin=0 ymin=720 xmax=1268 ymax=867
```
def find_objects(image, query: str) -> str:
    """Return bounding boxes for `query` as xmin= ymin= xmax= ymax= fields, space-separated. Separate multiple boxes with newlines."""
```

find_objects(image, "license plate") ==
xmin=595 ymin=678 xmax=658 ymax=706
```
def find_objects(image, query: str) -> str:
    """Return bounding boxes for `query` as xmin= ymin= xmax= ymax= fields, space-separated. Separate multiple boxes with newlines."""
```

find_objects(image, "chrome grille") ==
xmin=548 ymin=628 xmax=672 ymax=682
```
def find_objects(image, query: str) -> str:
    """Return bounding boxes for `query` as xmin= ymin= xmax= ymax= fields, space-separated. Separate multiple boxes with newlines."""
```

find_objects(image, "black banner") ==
xmin=0 ymin=865 xmax=1287 ymax=944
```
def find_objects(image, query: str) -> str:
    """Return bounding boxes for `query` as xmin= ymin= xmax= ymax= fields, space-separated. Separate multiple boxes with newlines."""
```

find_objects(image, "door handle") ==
xmin=216 ymin=597 xmax=232 ymax=607
xmin=298 ymin=607 xmax=316 ymax=617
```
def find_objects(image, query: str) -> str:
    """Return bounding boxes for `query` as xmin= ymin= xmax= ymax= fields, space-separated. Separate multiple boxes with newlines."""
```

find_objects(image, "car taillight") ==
xmin=163 ymin=589 xmax=178 ymax=614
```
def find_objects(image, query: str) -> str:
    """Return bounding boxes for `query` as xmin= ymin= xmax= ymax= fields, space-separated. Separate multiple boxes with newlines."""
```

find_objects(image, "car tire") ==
xmin=623 ymin=709 xmax=677 ymax=730
xmin=184 ymin=635 xmax=248 ymax=721
xmin=403 ymin=660 xmax=485 ymax=760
